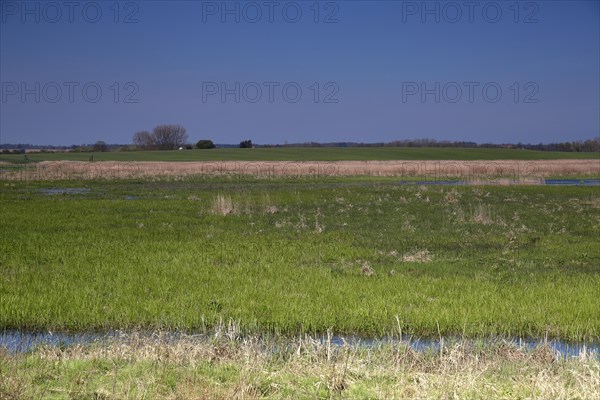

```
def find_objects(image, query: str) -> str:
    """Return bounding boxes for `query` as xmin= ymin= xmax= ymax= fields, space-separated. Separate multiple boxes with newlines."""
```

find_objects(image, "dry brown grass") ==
xmin=402 ymin=250 xmax=432 ymax=263
xmin=360 ymin=261 xmax=375 ymax=276
xmin=212 ymin=194 xmax=235 ymax=215
xmin=207 ymin=194 xmax=280 ymax=216
xmin=1 ymin=159 xmax=598 ymax=181
xmin=472 ymin=204 xmax=495 ymax=225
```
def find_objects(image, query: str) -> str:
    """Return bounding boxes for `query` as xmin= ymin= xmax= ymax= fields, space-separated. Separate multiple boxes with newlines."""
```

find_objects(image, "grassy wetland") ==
xmin=0 ymin=177 xmax=599 ymax=338
xmin=1 ymin=171 xmax=599 ymax=398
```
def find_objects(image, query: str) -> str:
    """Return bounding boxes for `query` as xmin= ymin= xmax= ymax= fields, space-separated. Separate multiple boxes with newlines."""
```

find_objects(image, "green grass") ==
xmin=1 ymin=147 xmax=598 ymax=162
xmin=1 ymin=177 xmax=599 ymax=341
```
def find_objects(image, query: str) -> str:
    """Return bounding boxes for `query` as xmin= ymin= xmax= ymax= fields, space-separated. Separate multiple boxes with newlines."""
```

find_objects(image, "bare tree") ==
xmin=151 ymin=125 xmax=188 ymax=150
xmin=133 ymin=131 xmax=153 ymax=150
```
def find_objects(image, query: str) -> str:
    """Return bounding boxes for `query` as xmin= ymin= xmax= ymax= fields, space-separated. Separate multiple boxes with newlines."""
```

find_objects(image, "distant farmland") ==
xmin=1 ymin=146 xmax=598 ymax=162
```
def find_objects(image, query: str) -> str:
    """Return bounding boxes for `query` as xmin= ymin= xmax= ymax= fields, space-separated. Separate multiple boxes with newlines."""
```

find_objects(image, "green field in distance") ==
xmin=1 ymin=147 xmax=598 ymax=162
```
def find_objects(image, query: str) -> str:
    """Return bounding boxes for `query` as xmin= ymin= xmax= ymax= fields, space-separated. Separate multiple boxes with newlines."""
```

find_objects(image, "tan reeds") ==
xmin=1 ymin=159 xmax=598 ymax=181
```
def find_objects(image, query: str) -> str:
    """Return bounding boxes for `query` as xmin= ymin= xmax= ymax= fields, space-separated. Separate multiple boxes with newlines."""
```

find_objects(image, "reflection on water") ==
xmin=396 ymin=179 xmax=600 ymax=186
xmin=39 ymin=188 xmax=91 ymax=195
xmin=1 ymin=330 xmax=598 ymax=360
xmin=320 ymin=334 xmax=600 ymax=360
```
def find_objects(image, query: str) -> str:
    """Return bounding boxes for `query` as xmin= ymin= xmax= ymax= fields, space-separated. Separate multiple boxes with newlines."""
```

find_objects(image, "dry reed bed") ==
xmin=2 ymin=329 xmax=599 ymax=399
xmin=1 ymin=159 xmax=599 ymax=181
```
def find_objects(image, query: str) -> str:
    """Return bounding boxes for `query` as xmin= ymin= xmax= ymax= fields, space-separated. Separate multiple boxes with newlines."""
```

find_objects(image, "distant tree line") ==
xmin=2 ymin=137 xmax=598 ymax=153
xmin=511 ymin=139 xmax=599 ymax=152
xmin=1 ymin=141 xmax=113 ymax=153
xmin=260 ymin=138 xmax=600 ymax=152
xmin=1 ymin=148 xmax=26 ymax=154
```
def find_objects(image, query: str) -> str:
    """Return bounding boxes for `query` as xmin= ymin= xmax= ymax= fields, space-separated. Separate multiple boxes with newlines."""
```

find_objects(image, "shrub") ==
xmin=196 ymin=140 xmax=215 ymax=149
xmin=239 ymin=140 xmax=253 ymax=148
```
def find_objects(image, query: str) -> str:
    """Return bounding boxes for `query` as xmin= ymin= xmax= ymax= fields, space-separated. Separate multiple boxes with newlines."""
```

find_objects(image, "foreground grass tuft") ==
xmin=1 ymin=331 xmax=599 ymax=399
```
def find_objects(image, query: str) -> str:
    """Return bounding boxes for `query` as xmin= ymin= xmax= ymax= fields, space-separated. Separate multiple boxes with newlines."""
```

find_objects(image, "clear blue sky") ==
xmin=1 ymin=0 xmax=599 ymax=145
